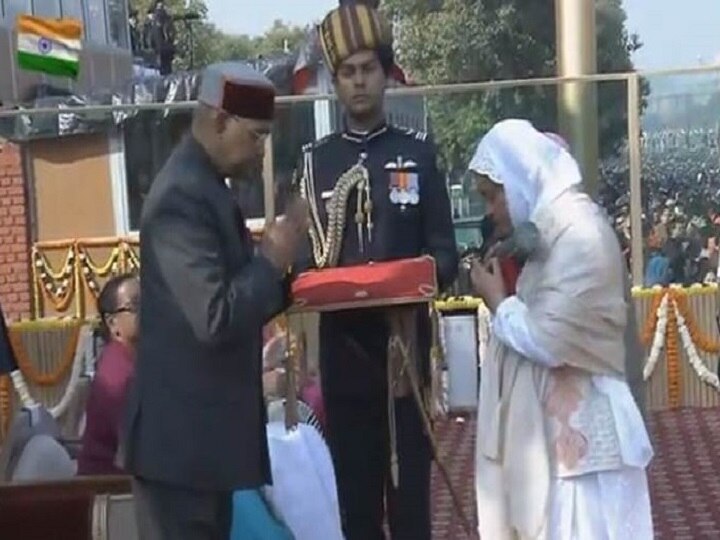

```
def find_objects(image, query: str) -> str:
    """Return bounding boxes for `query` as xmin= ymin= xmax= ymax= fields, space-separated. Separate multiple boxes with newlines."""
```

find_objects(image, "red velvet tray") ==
xmin=290 ymin=256 xmax=437 ymax=313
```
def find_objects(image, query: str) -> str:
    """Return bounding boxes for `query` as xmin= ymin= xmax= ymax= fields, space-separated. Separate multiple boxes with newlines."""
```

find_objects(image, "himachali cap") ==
xmin=197 ymin=62 xmax=276 ymax=121
xmin=318 ymin=3 xmax=395 ymax=75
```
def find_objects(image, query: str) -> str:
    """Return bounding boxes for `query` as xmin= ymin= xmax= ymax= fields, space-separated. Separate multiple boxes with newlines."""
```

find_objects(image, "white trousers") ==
xmin=476 ymin=456 xmax=653 ymax=540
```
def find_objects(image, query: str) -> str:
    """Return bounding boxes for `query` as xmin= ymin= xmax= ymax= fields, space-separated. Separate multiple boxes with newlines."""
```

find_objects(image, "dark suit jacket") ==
xmin=123 ymin=135 xmax=288 ymax=491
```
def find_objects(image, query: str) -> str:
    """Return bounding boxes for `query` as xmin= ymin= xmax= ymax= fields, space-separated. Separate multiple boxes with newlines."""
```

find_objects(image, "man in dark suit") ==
xmin=123 ymin=62 xmax=308 ymax=540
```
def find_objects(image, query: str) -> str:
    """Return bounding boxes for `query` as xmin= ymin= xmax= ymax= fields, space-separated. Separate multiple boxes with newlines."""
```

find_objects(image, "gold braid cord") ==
xmin=298 ymin=147 xmax=473 ymax=536
xmin=299 ymin=150 xmax=372 ymax=269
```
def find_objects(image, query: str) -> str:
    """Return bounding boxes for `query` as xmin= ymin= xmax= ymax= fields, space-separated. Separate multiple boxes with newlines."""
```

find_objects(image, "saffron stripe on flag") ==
xmin=16 ymin=15 xmax=82 ymax=44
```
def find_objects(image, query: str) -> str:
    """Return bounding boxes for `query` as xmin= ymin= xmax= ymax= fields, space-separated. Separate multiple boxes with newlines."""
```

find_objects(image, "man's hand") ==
xmin=470 ymin=257 xmax=507 ymax=312
xmin=260 ymin=196 xmax=309 ymax=273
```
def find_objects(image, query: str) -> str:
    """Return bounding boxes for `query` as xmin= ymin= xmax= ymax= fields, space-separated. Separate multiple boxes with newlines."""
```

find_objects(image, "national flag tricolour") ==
xmin=16 ymin=15 xmax=82 ymax=79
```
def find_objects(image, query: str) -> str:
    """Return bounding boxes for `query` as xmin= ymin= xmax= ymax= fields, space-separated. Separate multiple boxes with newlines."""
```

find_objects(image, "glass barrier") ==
xmin=122 ymin=107 xmax=194 ymax=230
xmin=7 ymin=70 xmax=711 ymax=290
xmin=595 ymin=78 xmax=633 ymax=277
xmin=390 ymin=81 xmax=629 ymax=263
xmin=270 ymin=100 xmax=317 ymax=218
xmin=639 ymin=70 xmax=720 ymax=287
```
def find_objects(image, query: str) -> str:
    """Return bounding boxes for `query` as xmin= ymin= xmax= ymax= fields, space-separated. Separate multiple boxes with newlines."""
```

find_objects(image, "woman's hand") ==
xmin=470 ymin=257 xmax=507 ymax=312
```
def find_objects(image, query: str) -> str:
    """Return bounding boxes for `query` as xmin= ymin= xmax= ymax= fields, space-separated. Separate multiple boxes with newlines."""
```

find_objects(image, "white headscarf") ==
xmin=468 ymin=119 xmax=583 ymax=227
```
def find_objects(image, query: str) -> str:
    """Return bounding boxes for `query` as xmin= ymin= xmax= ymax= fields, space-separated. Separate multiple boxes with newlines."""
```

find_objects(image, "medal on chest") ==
xmin=386 ymin=156 xmax=420 ymax=210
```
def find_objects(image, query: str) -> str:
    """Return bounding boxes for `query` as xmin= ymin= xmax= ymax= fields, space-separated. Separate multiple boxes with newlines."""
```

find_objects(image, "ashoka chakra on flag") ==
xmin=16 ymin=15 xmax=82 ymax=79
xmin=37 ymin=37 xmax=53 ymax=54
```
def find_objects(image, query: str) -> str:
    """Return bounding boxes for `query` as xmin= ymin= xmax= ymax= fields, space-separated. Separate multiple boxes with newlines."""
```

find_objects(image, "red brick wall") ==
xmin=0 ymin=142 xmax=31 ymax=321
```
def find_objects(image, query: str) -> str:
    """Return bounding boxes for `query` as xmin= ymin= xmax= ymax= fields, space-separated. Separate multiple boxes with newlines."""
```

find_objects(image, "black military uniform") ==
xmin=296 ymin=121 xmax=458 ymax=539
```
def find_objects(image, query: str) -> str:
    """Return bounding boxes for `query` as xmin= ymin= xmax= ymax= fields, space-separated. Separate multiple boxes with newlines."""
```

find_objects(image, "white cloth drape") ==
xmin=263 ymin=422 xmax=344 ymax=540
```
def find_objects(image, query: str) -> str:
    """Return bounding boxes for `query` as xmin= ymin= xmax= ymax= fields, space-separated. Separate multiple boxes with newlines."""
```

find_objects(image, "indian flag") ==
xmin=16 ymin=15 xmax=82 ymax=79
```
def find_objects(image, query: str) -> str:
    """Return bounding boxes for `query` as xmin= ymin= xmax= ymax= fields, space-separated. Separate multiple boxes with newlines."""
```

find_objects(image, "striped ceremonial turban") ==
xmin=318 ymin=3 xmax=395 ymax=75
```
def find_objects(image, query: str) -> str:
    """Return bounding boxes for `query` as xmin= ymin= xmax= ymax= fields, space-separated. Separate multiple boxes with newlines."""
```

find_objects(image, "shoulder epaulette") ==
xmin=394 ymin=125 xmax=429 ymax=143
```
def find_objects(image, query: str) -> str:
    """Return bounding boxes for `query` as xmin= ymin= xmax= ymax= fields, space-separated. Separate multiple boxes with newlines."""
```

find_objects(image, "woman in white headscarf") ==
xmin=468 ymin=119 xmax=653 ymax=540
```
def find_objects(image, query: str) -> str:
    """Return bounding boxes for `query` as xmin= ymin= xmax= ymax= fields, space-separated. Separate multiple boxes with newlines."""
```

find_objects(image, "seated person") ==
xmin=645 ymin=245 xmax=671 ymax=286
xmin=77 ymin=274 xmax=139 ymax=475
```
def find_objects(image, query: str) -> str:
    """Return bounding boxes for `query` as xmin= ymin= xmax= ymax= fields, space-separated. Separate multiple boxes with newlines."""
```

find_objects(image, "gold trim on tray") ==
xmin=289 ymin=294 xmax=437 ymax=314
xmin=288 ymin=256 xmax=439 ymax=314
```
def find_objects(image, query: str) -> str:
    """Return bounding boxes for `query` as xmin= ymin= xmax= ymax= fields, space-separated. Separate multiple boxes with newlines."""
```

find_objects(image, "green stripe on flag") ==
xmin=17 ymin=51 xmax=79 ymax=79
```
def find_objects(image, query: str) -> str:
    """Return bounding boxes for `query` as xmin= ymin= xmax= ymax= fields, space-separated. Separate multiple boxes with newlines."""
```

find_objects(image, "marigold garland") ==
xmin=79 ymin=248 xmax=121 ymax=299
xmin=0 ymin=324 xmax=90 ymax=433
xmin=666 ymin=291 xmax=682 ymax=408
xmin=641 ymin=292 xmax=664 ymax=346
xmin=674 ymin=293 xmax=720 ymax=353
xmin=30 ymin=239 xmax=141 ymax=318
xmin=643 ymin=294 xmax=668 ymax=380
xmin=123 ymin=243 xmax=140 ymax=272
xmin=640 ymin=288 xmax=720 ymax=354
xmin=34 ymin=246 xmax=74 ymax=281
xmin=674 ymin=299 xmax=720 ymax=390
xmin=32 ymin=247 xmax=76 ymax=312
xmin=7 ymin=324 xmax=81 ymax=386
xmin=39 ymin=279 xmax=76 ymax=313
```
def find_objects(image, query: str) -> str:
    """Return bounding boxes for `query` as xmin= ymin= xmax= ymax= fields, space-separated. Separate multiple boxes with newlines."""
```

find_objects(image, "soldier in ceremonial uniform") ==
xmin=294 ymin=3 xmax=458 ymax=539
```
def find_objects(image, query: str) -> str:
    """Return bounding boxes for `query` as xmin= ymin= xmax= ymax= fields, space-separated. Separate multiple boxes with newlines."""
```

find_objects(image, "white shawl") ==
xmin=471 ymin=120 xmax=629 ymax=538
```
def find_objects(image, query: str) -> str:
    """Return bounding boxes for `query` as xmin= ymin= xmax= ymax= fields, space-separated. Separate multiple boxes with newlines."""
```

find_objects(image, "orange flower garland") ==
xmin=32 ymin=247 xmax=77 ymax=313
xmin=674 ymin=293 xmax=720 ymax=354
xmin=641 ymin=292 xmax=664 ymax=346
xmin=7 ymin=324 xmax=81 ymax=387
xmin=666 ymin=291 xmax=682 ymax=408
xmin=31 ymin=238 xmax=141 ymax=319
xmin=638 ymin=288 xmax=720 ymax=408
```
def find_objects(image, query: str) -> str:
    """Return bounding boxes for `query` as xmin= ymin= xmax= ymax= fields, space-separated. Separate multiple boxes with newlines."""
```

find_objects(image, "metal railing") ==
xmin=2 ymin=64 xmax=720 ymax=116
xmin=4 ymin=64 xmax=720 ymax=286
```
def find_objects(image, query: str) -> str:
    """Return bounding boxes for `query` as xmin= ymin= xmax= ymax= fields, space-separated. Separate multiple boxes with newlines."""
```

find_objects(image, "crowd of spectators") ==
xmin=600 ymin=129 xmax=720 ymax=286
